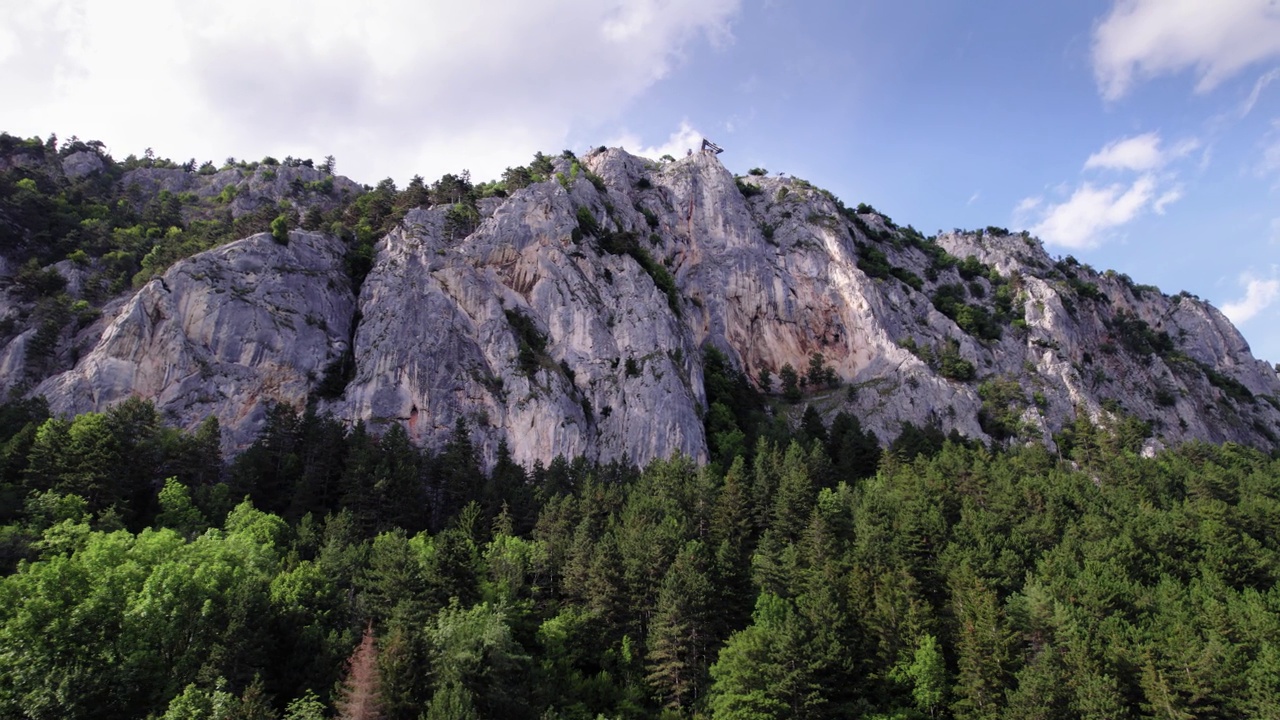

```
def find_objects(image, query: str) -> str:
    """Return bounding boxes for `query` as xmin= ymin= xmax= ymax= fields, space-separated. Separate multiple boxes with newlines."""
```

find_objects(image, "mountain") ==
xmin=2 ymin=138 xmax=1278 ymax=467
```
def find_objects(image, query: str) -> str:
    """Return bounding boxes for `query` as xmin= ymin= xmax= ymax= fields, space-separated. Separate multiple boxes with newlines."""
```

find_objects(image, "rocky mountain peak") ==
xmin=5 ymin=143 xmax=1276 ymax=467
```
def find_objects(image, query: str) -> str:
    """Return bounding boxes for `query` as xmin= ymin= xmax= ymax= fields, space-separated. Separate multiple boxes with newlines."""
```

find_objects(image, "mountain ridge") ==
xmin=1 ymin=137 xmax=1277 ymax=467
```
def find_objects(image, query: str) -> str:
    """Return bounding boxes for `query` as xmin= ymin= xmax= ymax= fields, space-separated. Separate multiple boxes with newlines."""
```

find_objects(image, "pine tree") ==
xmin=377 ymin=618 xmax=432 ymax=720
xmin=188 ymin=415 xmax=223 ymax=487
xmin=771 ymin=442 xmax=815 ymax=541
xmin=229 ymin=402 xmax=302 ymax=515
xmin=374 ymin=424 xmax=427 ymax=532
xmin=434 ymin=418 xmax=481 ymax=530
xmin=711 ymin=456 xmax=753 ymax=549
xmin=779 ymin=364 xmax=802 ymax=403
xmin=750 ymin=439 xmax=781 ymax=532
xmin=949 ymin=564 xmax=1013 ymax=720
xmin=340 ymin=422 xmax=382 ymax=538
xmin=484 ymin=439 xmax=532 ymax=531
xmin=645 ymin=541 xmax=713 ymax=710
xmin=361 ymin=529 xmax=426 ymax=625
xmin=827 ymin=412 xmax=880 ymax=481
xmin=1004 ymin=644 xmax=1071 ymax=720
xmin=708 ymin=592 xmax=828 ymax=718
xmin=288 ymin=410 xmax=347 ymax=521
xmin=800 ymin=405 xmax=828 ymax=447
xmin=335 ymin=627 xmax=383 ymax=720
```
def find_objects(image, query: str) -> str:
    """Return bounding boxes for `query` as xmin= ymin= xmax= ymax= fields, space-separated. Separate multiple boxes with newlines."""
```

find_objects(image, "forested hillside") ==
xmin=1 ymin=379 xmax=1278 ymax=718
xmin=4 ymin=132 xmax=1280 ymax=719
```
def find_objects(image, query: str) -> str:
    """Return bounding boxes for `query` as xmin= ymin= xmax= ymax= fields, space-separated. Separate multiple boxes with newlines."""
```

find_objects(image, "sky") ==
xmin=1 ymin=0 xmax=1278 ymax=362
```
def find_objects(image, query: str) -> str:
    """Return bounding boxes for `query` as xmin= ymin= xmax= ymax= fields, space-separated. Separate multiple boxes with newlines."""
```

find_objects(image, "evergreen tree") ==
xmin=434 ymin=418 xmax=481 ymax=530
xmin=361 ymin=529 xmax=426 ymax=625
xmin=708 ymin=592 xmax=827 ymax=719
xmin=949 ymin=564 xmax=1013 ymax=720
xmin=645 ymin=541 xmax=713 ymax=710
xmin=484 ymin=439 xmax=533 ymax=531
xmin=287 ymin=410 xmax=347 ymax=522
xmin=334 ymin=627 xmax=383 ymax=720
xmin=779 ymin=364 xmax=802 ymax=403
xmin=340 ymin=422 xmax=383 ymax=538
xmin=373 ymin=424 xmax=428 ymax=533
xmin=800 ymin=405 xmax=828 ymax=448
xmin=827 ymin=412 xmax=880 ymax=481
xmin=229 ymin=402 xmax=303 ymax=515
xmin=771 ymin=442 xmax=815 ymax=541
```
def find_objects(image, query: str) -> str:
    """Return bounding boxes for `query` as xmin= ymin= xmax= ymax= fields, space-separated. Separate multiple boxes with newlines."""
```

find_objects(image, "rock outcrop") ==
xmin=35 ymin=231 xmax=355 ymax=448
xmin=121 ymin=164 xmax=362 ymax=219
xmin=22 ymin=148 xmax=1280 ymax=466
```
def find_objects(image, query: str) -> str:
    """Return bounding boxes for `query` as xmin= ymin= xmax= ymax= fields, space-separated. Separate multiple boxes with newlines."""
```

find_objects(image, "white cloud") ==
xmin=1221 ymin=273 xmax=1280 ymax=325
xmin=1013 ymin=196 xmax=1042 ymax=216
xmin=608 ymin=121 xmax=706 ymax=161
xmin=1019 ymin=130 xmax=1198 ymax=248
xmin=1153 ymin=187 xmax=1183 ymax=214
xmin=1261 ymin=121 xmax=1280 ymax=178
xmin=1083 ymin=132 xmax=1198 ymax=172
xmin=1026 ymin=176 xmax=1156 ymax=249
xmin=0 ymin=0 xmax=741 ymax=184
xmin=1084 ymin=132 xmax=1164 ymax=171
xmin=1093 ymin=0 xmax=1280 ymax=100
xmin=1242 ymin=67 xmax=1280 ymax=117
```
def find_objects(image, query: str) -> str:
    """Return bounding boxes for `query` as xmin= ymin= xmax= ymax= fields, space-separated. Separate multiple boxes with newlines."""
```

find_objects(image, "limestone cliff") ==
xmin=21 ymin=148 xmax=1280 ymax=466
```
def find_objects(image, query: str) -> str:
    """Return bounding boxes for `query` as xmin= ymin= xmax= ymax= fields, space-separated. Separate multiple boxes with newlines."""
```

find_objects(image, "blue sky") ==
xmin=2 ymin=0 xmax=1278 ymax=361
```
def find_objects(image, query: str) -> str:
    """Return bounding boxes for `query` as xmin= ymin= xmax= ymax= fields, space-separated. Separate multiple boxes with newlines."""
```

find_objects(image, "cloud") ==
xmin=1093 ymin=0 xmax=1280 ymax=100
xmin=1013 ymin=197 xmax=1042 ymax=216
xmin=1260 ymin=121 xmax=1280 ymax=178
xmin=1018 ymin=131 xmax=1197 ymax=248
xmin=608 ymin=121 xmax=705 ymax=161
xmin=1153 ymin=187 xmax=1183 ymax=214
xmin=1084 ymin=133 xmax=1163 ymax=171
xmin=1083 ymin=132 xmax=1198 ymax=172
xmin=0 ymin=0 xmax=742 ymax=184
xmin=1024 ymin=176 xmax=1157 ymax=249
xmin=1241 ymin=67 xmax=1280 ymax=117
xmin=1221 ymin=273 xmax=1280 ymax=325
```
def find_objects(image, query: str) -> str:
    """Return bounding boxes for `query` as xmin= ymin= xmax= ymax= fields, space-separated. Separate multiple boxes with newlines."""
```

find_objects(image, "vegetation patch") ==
xmin=504 ymin=308 xmax=550 ymax=378
xmin=978 ymin=376 xmax=1028 ymax=441
xmin=900 ymin=337 xmax=975 ymax=381
xmin=597 ymin=230 xmax=682 ymax=317
xmin=931 ymin=284 xmax=1001 ymax=341
xmin=1199 ymin=362 xmax=1255 ymax=403
xmin=856 ymin=244 xmax=923 ymax=291
xmin=1107 ymin=309 xmax=1175 ymax=357
xmin=735 ymin=178 xmax=763 ymax=198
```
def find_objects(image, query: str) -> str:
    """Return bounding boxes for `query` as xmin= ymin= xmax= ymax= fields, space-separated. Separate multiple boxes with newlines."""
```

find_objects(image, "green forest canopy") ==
xmin=0 ymin=391 xmax=1278 ymax=719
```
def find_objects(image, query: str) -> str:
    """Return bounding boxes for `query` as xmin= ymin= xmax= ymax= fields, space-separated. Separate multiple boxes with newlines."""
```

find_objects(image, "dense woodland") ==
xmin=5 ymin=133 xmax=1280 ymax=718
xmin=0 ymin=352 xmax=1279 ymax=720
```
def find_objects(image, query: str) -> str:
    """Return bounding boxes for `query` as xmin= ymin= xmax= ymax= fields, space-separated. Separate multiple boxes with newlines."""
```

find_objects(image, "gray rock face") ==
xmin=330 ymin=189 xmax=707 ymax=469
xmin=121 ymin=165 xmax=362 ymax=219
xmin=35 ymin=231 xmax=355 ymax=449
xmin=61 ymin=151 xmax=104 ymax=179
xmin=30 ymin=148 xmax=1280 ymax=465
